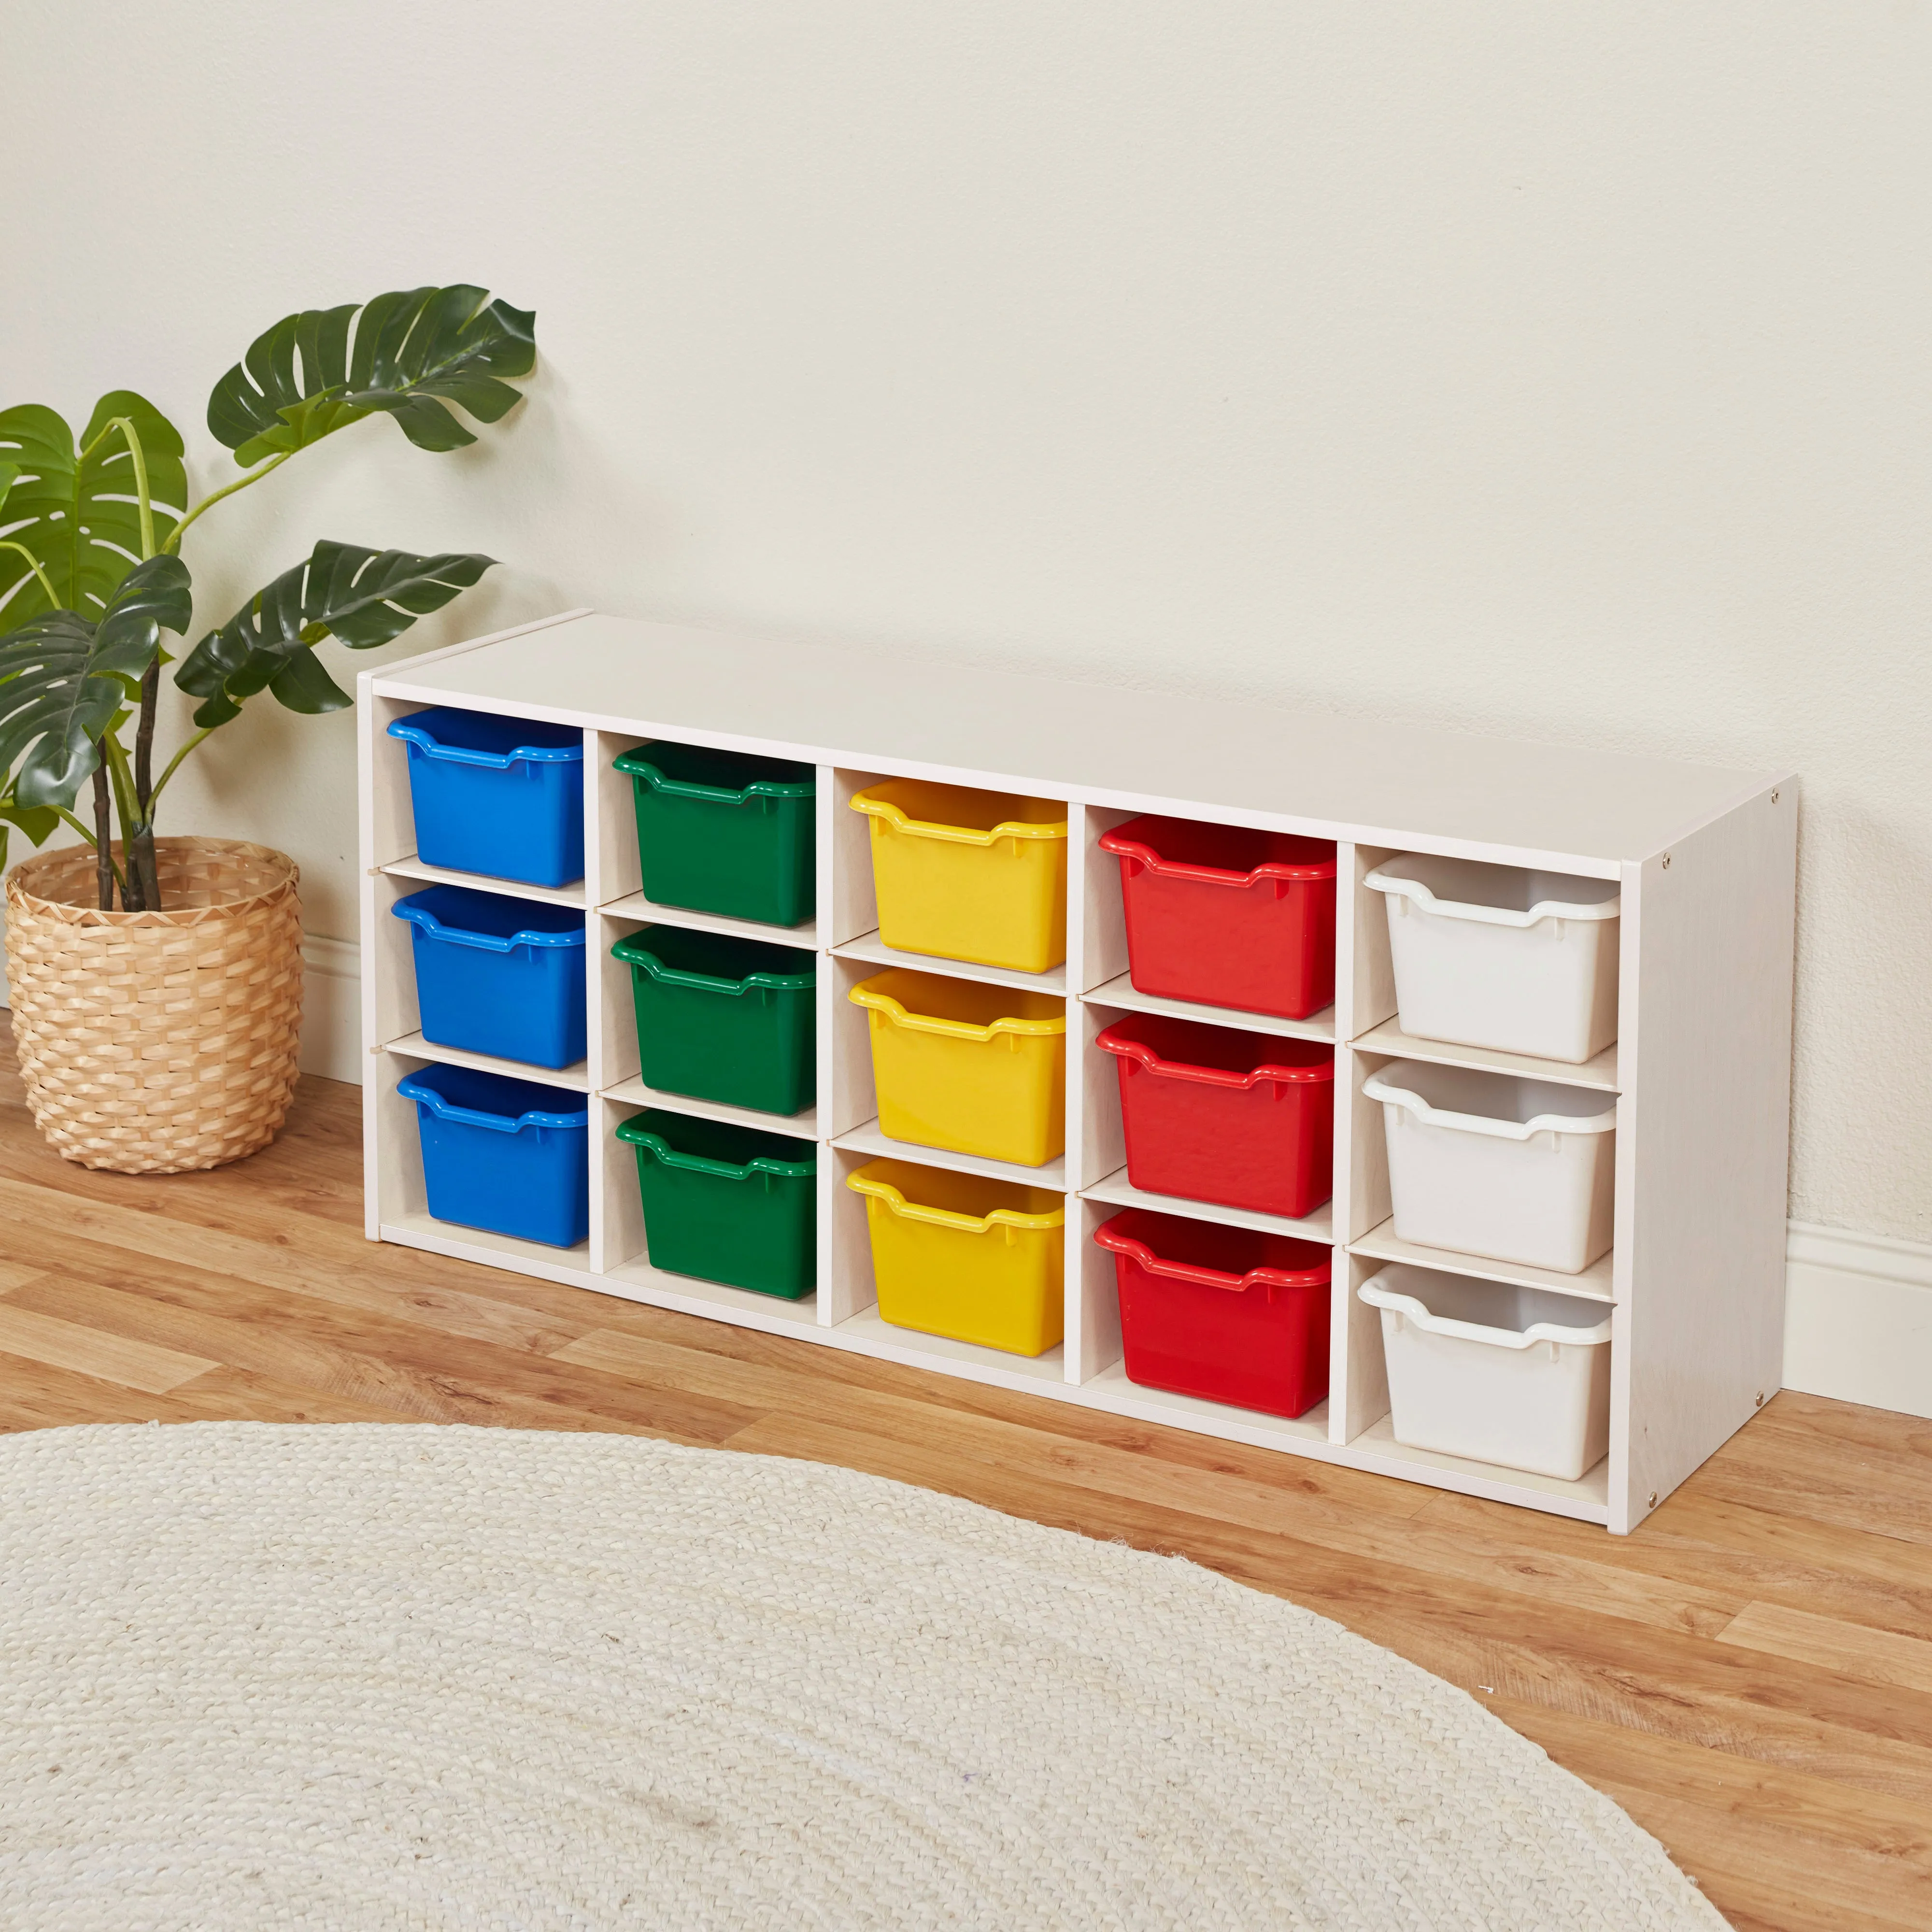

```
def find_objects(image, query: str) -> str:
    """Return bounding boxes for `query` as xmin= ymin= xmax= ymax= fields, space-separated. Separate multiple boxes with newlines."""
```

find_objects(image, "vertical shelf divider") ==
xmin=581 ymin=730 xmax=612 ymax=1273
xmin=1068 ymin=802 xmax=1132 ymax=1383
xmin=815 ymin=766 xmax=843 ymax=1324
xmin=1328 ymin=841 xmax=1361 ymax=1445
xmin=1061 ymin=803 xmax=1090 ymax=1379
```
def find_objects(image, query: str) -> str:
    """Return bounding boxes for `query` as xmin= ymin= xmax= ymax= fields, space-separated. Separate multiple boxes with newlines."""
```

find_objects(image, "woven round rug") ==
xmin=0 ymin=1423 xmax=1721 ymax=1930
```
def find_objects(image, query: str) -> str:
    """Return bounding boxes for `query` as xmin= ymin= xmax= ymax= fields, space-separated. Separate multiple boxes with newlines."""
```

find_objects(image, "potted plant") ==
xmin=0 ymin=283 xmax=537 ymax=1173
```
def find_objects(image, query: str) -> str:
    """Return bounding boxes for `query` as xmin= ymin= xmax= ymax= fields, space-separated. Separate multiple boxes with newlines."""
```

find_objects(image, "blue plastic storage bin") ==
xmin=397 ymin=1064 xmax=590 ymax=1248
xmin=389 ymin=706 xmax=585 ymax=887
xmin=392 ymin=884 xmax=587 ymax=1069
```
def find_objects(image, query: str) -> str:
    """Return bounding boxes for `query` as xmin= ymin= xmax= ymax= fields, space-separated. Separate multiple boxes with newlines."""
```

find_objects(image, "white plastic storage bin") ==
xmin=1359 ymin=1264 xmax=1612 ymax=1480
xmin=1363 ymin=1060 xmax=1616 ymax=1273
xmin=1364 ymin=855 xmax=1620 ymax=1064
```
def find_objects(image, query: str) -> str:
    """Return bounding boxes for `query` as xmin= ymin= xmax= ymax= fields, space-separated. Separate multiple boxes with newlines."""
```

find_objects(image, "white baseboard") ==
xmin=298 ymin=934 xmax=363 ymax=1086
xmin=8 ymin=930 xmax=1931 ymax=1421
xmin=1783 ymin=1221 xmax=1932 ymax=1421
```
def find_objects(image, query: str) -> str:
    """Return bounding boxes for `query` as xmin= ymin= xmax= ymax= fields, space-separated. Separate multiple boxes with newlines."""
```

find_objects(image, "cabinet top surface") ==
xmin=379 ymin=613 xmax=1786 ymax=865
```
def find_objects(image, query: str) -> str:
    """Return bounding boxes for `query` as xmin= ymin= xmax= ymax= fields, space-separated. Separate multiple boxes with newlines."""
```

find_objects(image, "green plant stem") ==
xmin=98 ymin=734 xmax=146 ymax=908
xmin=162 ymin=452 xmax=291 ymax=555
xmin=0 ymin=541 xmax=59 ymax=609
xmin=131 ymin=824 xmax=161 ymax=912
xmin=89 ymin=418 xmax=156 ymax=560
xmin=145 ymin=726 xmax=215 ymax=810
xmin=91 ymin=768 xmax=114 ymax=911
xmin=101 ymin=731 xmax=139 ymax=825
xmin=134 ymin=663 xmax=159 ymax=808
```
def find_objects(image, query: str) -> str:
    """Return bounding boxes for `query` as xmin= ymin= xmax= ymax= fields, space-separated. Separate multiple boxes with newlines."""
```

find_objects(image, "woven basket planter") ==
xmin=4 ymin=837 xmax=304 ymax=1174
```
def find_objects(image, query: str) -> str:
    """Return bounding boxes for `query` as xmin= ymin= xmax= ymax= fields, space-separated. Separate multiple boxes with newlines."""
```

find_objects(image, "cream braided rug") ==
xmin=0 ymin=1422 xmax=1723 ymax=1931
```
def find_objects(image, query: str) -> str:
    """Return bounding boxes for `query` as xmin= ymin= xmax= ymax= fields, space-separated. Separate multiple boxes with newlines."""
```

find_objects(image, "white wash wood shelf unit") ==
xmin=358 ymin=611 xmax=1797 ymax=1534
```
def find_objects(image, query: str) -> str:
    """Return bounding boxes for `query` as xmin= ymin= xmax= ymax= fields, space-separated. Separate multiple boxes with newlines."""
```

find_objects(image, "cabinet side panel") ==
xmin=1617 ymin=783 xmax=1795 ymax=1531
xmin=358 ymin=676 xmax=383 ymax=1239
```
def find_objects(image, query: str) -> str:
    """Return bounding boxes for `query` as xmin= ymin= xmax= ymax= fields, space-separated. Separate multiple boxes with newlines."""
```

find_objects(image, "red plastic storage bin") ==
xmin=1097 ymin=816 xmax=1337 ymax=1019
xmin=1094 ymin=1208 xmax=1331 ymax=1419
xmin=1096 ymin=1013 xmax=1334 ymax=1220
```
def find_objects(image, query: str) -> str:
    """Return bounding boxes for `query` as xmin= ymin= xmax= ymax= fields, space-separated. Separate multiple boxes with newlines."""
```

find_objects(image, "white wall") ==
xmin=4 ymin=1 xmax=1929 ymax=1249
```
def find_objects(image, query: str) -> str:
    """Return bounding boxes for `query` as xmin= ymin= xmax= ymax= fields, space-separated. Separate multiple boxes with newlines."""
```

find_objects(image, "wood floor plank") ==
xmin=1497 ymin=1694 xmax=1932 ymax=1886
xmin=20 ymin=1211 xmax=596 ymax=1360
xmin=165 ymin=1365 xmax=433 ymax=1428
xmin=0 ymin=1174 xmax=597 ymax=1357
xmin=1416 ymin=1487 xmax=1932 ymax=1643
xmin=0 ymin=1297 xmax=219 ymax=1394
xmin=1690 ymin=1418 xmax=1932 ymax=1548
xmin=1755 ymin=1390 xmax=1932 ymax=1468
xmin=0 ymin=1125 xmax=367 ymax=1231
xmin=1719 ymin=1602 xmax=1932 ymax=1698
xmin=2 ymin=1018 xmax=1925 ymax=1930
xmin=0 ymin=1353 xmax=227 ymax=1433
xmin=3 ymin=1267 xmax=763 ymax=1447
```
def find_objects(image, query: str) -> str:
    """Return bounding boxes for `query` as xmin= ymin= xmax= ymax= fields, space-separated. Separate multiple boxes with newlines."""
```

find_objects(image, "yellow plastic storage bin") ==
xmin=848 ymin=1159 xmax=1065 ymax=1356
xmin=850 ymin=969 xmax=1066 ymax=1166
xmin=850 ymin=780 xmax=1068 ymax=973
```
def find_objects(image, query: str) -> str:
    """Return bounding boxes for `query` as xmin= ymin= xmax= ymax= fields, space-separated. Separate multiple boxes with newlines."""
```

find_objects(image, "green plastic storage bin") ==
xmin=617 ymin=1109 xmax=817 ymax=1298
xmin=615 ymin=742 xmax=817 ymax=928
xmin=612 ymin=925 xmax=817 ymax=1115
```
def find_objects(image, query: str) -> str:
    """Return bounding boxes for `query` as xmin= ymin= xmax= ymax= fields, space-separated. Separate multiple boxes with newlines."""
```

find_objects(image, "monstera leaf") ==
xmin=0 ymin=394 xmax=186 ymax=624
xmin=0 ymin=790 xmax=59 ymax=874
xmin=206 ymin=287 xmax=537 ymax=467
xmin=174 ymin=541 xmax=495 ymax=727
xmin=0 ymin=555 xmax=193 ymax=809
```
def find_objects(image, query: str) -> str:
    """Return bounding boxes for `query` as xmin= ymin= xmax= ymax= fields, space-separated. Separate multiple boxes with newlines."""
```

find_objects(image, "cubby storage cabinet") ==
xmin=360 ymin=611 xmax=1797 ymax=1534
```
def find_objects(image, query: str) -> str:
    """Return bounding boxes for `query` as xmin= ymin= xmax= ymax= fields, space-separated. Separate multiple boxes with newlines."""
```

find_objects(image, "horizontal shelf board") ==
xmin=381 ymin=1212 xmax=593 ymax=1287
xmin=600 ymin=1076 xmax=819 ymax=1140
xmin=1345 ymin=1415 xmax=1610 ymax=1521
xmin=1351 ymin=1020 xmax=1619 ymax=1092
xmin=598 ymin=891 xmax=820 ymax=950
xmin=383 ymin=1033 xmax=592 ymax=1092
xmin=833 ymin=932 xmax=1066 ymax=996
xmin=829 ymin=1306 xmax=1068 ymax=1389
xmin=599 ymin=1255 xmax=821 ymax=1331
xmin=832 ymin=1121 xmax=1067 ymax=1191
xmin=1349 ymin=1220 xmax=1615 ymax=1303
xmin=1081 ymin=973 xmax=1335 ymax=1043
xmin=1075 ymin=1361 xmax=1332 ymax=1448
xmin=382 ymin=856 xmax=586 ymax=908
xmin=1080 ymin=1170 xmax=1335 ymax=1244
xmin=377 ymin=613 xmax=1783 ymax=864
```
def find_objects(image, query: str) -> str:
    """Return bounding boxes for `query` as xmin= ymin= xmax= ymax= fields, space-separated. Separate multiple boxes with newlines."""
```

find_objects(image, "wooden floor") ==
xmin=0 ymin=1028 xmax=1928 ymax=1930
